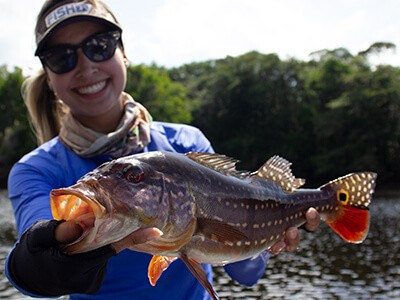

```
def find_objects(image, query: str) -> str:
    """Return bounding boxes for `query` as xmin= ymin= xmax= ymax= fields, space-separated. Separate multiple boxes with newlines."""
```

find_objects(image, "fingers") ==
xmin=268 ymin=240 xmax=286 ymax=255
xmin=284 ymin=227 xmax=300 ymax=252
xmin=303 ymin=208 xmax=320 ymax=232
xmin=268 ymin=208 xmax=320 ymax=255
xmin=268 ymin=227 xmax=299 ymax=255
xmin=55 ymin=221 xmax=83 ymax=244
xmin=111 ymin=228 xmax=163 ymax=254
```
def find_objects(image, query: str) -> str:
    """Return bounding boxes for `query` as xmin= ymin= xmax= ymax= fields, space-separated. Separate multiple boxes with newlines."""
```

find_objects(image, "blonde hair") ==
xmin=22 ymin=69 xmax=68 ymax=145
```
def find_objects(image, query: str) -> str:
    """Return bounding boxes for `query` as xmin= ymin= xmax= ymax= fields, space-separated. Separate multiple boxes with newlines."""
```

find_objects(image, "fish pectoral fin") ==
xmin=148 ymin=255 xmax=177 ymax=286
xmin=180 ymin=253 xmax=219 ymax=300
xmin=197 ymin=218 xmax=248 ymax=242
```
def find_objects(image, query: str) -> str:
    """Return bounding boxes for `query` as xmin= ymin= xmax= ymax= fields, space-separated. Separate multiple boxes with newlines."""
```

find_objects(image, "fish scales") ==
xmin=50 ymin=151 xmax=377 ymax=300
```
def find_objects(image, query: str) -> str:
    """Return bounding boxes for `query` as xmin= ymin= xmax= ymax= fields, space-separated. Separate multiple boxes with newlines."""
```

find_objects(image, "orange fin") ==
xmin=326 ymin=205 xmax=370 ymax=243
xmin=148 ymin=255 xmax=177 ymax=286
xmin=180 ymin=253 xmax=219 ymax=300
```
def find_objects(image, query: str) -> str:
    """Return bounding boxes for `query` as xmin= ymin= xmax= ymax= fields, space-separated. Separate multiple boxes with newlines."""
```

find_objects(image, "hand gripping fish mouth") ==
xmin=50 ymin=184 xmax=140 ymax=254
xmin=50 ymin=156 xmax=171 ymax=255
xmin=50 ymin=185 xmax=104 ymax=252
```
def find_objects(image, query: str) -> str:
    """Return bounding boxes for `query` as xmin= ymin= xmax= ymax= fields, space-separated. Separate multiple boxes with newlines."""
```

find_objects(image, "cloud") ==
xmin=0 ymin=0 xmax=399 ymax=74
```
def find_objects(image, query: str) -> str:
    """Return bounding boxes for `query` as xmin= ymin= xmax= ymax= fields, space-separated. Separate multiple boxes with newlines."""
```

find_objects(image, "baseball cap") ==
xmin=35 ymin=0 xmax=122 ymax=55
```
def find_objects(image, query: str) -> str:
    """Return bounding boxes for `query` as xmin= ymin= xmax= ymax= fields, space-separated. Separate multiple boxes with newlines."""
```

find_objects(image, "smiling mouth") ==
xmin=77 ymin=80 xmax=107 ymax=95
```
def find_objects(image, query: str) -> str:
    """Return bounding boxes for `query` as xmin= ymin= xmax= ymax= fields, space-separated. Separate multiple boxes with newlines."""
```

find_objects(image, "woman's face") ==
xmin=45 ymin=21 xmax=127 ymax=131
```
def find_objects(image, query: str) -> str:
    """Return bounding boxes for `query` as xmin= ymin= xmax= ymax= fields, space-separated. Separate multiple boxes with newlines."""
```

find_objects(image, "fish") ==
xmin=50 ymin=151 xmax=377 ymax=300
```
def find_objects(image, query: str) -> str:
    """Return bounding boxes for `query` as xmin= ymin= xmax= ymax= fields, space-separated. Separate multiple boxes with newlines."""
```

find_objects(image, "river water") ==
xmin=1 ymin=189 xmax=399 ymax=299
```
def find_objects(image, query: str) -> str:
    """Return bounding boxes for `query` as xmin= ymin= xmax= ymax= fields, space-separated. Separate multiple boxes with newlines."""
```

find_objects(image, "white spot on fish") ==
xmin=224 ymin=240 xmax=234 ymax=247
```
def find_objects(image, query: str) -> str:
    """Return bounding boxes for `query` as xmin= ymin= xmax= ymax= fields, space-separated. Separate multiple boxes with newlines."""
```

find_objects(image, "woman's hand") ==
xmin=268 ymin=208 xmax=320 ymax=255
xmin=54 ymin=220 xmax=163 ymax=253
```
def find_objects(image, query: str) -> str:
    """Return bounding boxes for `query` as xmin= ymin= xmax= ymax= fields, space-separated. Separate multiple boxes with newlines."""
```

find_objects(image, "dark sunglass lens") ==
xmin=83 ymin=32 xmax=119 ymax=62
xmin=43 ymin=48 xmax=76 ymax=74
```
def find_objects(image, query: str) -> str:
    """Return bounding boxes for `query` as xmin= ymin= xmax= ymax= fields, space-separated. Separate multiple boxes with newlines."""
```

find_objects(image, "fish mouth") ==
xmin=50 ymin=187 xmax=105 ymax=224
xmin=50 ymin=185 xmax=107 ymax=253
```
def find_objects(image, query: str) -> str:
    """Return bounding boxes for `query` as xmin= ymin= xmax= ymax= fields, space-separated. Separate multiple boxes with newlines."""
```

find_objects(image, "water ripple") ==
xmin=1 ymin=191 xmax=399 ymax=299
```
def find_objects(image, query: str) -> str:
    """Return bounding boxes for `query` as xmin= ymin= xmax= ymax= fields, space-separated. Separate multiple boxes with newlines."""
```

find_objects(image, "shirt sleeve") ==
xmin=7 ymin=161 xmax=57 ymax=236
xmin=223 ymin=252 xmax=270 ymax=286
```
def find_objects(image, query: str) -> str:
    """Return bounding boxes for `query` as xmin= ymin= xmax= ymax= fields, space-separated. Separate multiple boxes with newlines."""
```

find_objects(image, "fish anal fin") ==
xmin=180 ymin=253 xmax=219 ymax=300
xmin=326 ymin=205 xmax=370 ymax=243
xmin=148 ymin=255 xmax=177 ymax=286
xmin=252 ymin=155 xmax=305 ymax=192
xmin=197 ymin=218 xmax=248 ymax=242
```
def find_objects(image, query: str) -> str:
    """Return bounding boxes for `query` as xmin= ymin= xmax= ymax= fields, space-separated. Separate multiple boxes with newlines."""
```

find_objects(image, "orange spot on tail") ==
xmin=326 ymin=205 xmax=370 ymax=243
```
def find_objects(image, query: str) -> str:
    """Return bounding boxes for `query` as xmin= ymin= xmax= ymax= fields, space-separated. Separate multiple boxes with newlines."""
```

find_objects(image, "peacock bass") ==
xmin=50 ymin=151 xmax=377 ymax=300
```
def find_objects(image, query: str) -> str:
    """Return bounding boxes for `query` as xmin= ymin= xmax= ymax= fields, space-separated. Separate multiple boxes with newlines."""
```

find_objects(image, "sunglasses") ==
xmin=38 ymin=30 xmax=122 ymax=74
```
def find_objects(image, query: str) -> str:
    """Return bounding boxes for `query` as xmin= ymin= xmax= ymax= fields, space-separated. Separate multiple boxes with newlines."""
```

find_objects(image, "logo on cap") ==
xmin=45 ymin=3 xmax=94 ymax=28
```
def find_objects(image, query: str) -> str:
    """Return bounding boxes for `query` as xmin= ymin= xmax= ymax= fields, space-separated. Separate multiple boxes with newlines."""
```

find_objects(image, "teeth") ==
xmin=78 ymin=81 xmax=106 ymax=95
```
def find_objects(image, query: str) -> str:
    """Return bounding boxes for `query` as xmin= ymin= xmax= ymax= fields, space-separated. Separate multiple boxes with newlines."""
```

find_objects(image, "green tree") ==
xmin=304 ymin=48 xmax=400 ymax=185
xmin=0 ymin=66 xmax=35 ymax=187
xmin=172 ymin=52 xmax=314 ymax=172
xmin=173 ymin=46 xmax=399 ymax=188
xmin=125 ymin=64 xmax=192 ymax=123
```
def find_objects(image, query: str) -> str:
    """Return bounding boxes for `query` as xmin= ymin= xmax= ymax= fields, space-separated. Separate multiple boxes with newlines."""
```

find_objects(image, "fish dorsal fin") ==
xmin=252 ymin=155 xmax=305 ymax=192
xmin=186 ymin=152 xmax=250 ymax=179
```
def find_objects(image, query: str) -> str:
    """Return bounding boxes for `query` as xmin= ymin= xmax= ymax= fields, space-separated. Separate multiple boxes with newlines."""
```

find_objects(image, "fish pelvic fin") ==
xmin=321 ymin=172 xmax=377 ymax=243
xmin=148 ymin=255 xmax=177 ymax=286
xmin=180 ymin=253 xmax=219 ymax=300
xmin=251 ymin=155 xmax=305 ymax=192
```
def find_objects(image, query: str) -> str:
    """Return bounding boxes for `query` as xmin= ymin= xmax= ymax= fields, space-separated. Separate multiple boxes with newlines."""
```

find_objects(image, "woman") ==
xmin=5 ymin=0 xmax=320 ymax=299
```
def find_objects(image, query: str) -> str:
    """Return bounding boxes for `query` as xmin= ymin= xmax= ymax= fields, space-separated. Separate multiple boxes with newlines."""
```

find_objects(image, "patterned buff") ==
xmin=59 ymin=93 xmax=152 ymax=158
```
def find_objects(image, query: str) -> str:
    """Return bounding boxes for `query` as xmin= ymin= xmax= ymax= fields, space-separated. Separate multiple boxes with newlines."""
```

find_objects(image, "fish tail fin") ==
xmin=320 ymin=172 xmax=377 ymax=243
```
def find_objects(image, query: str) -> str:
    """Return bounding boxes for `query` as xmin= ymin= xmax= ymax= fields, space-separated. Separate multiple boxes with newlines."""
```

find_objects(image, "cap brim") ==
xmin=35 ymin=16 xmax=121 ymax=56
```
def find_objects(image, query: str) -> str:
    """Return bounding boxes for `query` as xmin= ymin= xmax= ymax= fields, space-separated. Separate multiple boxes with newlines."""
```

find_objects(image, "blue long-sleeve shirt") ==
xmin=6 ymin=121 xmax=268 ymax=300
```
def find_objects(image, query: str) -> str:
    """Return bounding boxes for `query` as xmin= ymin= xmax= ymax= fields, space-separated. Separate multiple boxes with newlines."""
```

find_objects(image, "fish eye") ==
xmin=122 ymin=166 xmax=145 ymax=183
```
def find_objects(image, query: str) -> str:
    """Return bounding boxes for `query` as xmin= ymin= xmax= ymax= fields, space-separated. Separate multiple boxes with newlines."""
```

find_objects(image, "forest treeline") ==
xmin=0 ymin=43 xmax=399 ymax=189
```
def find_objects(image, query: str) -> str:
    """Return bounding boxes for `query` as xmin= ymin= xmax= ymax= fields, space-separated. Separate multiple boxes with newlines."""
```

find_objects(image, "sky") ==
xmin=0 ymin=0 xmax=399 ymax=75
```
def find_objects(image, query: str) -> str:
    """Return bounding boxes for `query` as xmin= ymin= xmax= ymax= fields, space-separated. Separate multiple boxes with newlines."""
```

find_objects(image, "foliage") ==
xmin=0 ymin=42 xmax=399 ymax=189
xmin=126 ymin=64 xmax=192 ymax=123
xmin=171 ymin=47 xmax=400 ymax=188
xmin=0 ymin=66 xmax=36 ymax=187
